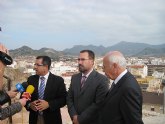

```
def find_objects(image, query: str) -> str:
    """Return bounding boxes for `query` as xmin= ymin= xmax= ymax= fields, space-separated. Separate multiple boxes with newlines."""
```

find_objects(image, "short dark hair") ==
xmin=36 ymin=56 xmax=51 ymax=69
xmin=80 ymin=50 xmax=95 ymax=60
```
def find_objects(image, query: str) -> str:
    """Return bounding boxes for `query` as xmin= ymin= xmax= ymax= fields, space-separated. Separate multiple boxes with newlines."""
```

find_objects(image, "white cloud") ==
xmin=0 ymin=0 xmax=165 ymax=50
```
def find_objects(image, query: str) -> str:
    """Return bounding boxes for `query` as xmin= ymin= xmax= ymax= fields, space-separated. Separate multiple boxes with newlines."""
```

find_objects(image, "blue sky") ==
xmin=0 ymin=0 xmax=165 ymax=50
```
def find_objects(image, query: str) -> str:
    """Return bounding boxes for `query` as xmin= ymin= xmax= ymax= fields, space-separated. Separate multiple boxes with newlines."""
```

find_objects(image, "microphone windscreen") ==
xmin=15 ymin=83 xmax=25 ymax=93
xmin=26 ymin=85 xmax=35 ymax=94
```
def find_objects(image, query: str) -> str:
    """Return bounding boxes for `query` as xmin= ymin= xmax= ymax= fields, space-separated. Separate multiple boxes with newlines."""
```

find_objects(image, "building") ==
xmin=127 ymin=65 xmax=148 ymax=78
xmin=147 ymin=65 xmax=165 ymax=76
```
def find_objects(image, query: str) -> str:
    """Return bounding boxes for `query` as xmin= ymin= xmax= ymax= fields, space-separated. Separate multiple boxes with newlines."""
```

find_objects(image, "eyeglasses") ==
xmin=34 ymin=63 xmax=45 ymax=66
xmin=77 ymin=58 xmax=91 ymax=61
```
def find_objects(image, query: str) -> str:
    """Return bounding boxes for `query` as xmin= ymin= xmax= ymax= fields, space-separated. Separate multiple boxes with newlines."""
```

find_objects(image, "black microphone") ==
xmin=0 ymin=51 xmax=13 ymax=65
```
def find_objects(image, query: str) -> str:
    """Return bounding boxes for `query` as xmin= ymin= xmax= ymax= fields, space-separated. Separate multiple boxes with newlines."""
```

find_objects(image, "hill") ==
xmin=63 ymin=45 xmax=106 ymax=56
xmin=63 ymin=41 xmax=165 ymax=56
xmin=9 ymin=46 xmax=63 ymax=60
xmin=9 ymin=42 xmax=165 ymax=57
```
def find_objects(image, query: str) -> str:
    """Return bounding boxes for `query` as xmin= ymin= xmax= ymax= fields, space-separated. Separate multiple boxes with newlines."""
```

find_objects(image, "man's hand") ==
xmin=7 ymin=91 xmax=17 ymax=98
xmin=22 ymin=92 xmax=31 ymax=101
xmin=0 ymin=43 xmax=9 ymax=54
xmin=30 ymin=100 xmax=39 ymax=111
xmin=19 ymin=98 xmax=28 ymax=106
xmin=73 ymin=115 xmax=79 ymax=124
xmin=36 ymin=99 xmax=49 ymax=111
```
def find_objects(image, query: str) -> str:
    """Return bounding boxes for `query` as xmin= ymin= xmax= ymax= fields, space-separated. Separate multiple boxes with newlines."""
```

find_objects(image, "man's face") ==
xmin=103 ymin=57 xmax=114 ymax=80
xmin=33 ymin=58 xmax=47 ymax=76
xmin=78 ymin=52 xmax=93 ymax=74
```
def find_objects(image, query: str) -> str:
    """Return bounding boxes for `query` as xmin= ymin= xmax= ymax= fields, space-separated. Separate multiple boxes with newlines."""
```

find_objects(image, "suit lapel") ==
xmin=104 ymin=72 xmax=129 ymax=103
xmin=104 ymin=82 xmax=120 ymax=103
xmin=76 ymin=73 xmax=82 ymax=96
xmin=33 ymin=75 xmax=39 ymax=98
xmin=43 ymin=73 xmax=52 ymax=99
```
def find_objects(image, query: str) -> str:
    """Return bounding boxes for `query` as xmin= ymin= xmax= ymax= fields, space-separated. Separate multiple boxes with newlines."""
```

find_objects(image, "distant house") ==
xmin=127 ymin=64 xmax=148 ymax=78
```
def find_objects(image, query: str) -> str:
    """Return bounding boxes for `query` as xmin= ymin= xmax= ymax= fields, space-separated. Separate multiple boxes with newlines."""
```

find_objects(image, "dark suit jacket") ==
xmin=67 ymin=70 xmax=109 ymax=124
xmin=26 ymin=72 xmax=66 ymax=124
xmin=99 ymin=71 xmax=144 ymax=124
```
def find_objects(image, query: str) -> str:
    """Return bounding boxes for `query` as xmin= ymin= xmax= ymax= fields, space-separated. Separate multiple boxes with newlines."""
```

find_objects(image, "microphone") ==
xmin=0 ymin=51 xmax=13 ymax=65
xmin=26 ymin=85 xmax=35 ymax=94
xmin=22 ymin=85 xmax=35 ymax=100
xmin=15 ymin=82 xmax=28 ymax=93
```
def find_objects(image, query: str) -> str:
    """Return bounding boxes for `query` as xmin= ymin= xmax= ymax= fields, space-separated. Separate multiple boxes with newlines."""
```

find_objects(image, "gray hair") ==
xmin=108 ymin=52 xmax=126 ymax=68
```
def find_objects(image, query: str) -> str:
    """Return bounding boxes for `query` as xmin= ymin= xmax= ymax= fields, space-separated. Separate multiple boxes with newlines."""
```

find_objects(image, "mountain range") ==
xmin=63 ymin=41 xmax=165 ymax=56
xmin=9 ymin=41 xmax=165 ymax=59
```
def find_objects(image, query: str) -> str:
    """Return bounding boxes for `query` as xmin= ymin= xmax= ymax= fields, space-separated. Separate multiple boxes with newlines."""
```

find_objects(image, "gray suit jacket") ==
xmin=0 ymin=90 xmax=22 ymax=120
xmin=0 ymin=102 xmax=22 ymax=120
xmin=67 ymin=70 xmax=109 ymax=124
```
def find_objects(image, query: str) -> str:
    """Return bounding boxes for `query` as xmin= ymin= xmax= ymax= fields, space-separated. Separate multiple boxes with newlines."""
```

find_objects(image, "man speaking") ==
xmin=25 ymin=56 xmax=67 ymax=124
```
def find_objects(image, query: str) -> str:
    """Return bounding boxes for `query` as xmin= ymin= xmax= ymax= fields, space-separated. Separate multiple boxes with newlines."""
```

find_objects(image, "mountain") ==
xmin=9 ymin=42 xmax=165 ymax=58
xmin=136 ymin=47 xmax=165 ymax=56
xmin=105 ymin=41 xmax=150 ymax=55
xmin=63 ymin=45 xmax=106 ymax=56
xmin=63 ymin=41 xmax=165 ymax=56
xmin=9 ymin=46 xmax=63 ymax=60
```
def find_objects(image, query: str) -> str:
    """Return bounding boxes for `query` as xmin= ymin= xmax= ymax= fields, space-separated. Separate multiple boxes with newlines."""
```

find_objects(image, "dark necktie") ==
xmin=105 ymin=82 xmax=115 ymax=97
xmin=109 ymin=82 xmax=115 ymax=92
xmin=38 ymin=76 xmax=45 ymax=99
xmin=81 ymin=76 xmax=86 ymax=88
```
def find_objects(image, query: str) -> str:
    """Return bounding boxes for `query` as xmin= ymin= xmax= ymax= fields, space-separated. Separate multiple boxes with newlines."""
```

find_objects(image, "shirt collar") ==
xmin=114 ymin=69 xmax=127 ymax=85
xmin=40 ymin=72 xmax=50 ymax=80
xmin=82 ymin=68 xmax=93 ymax=78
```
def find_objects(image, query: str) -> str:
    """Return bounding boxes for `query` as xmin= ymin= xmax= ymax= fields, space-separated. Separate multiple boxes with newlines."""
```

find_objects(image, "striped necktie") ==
xmin=38 ymin=76 xmax=45 ymax=99
xmin=81 ymin=75 xmax=86 ymax=88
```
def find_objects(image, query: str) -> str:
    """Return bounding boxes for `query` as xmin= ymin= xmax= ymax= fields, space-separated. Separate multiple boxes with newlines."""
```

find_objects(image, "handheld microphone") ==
xmin=15 ymin=83 xmax=25 ymax=93
xmin=15 ymin=82 xmax=28 ymax=93
xmin=22 ymin=85 xmax=35 ymax=100
xmin=26 ymin=85 xmax=35 ymax=94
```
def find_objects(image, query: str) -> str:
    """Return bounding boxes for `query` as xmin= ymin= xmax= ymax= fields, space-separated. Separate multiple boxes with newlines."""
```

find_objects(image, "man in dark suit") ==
xmin=100 ymin=51 xmax=144 ymax=124
xmin=25 ymin=56 xmax=66 ymax=124
xmin=67 ymin=50 xmax=109 ymax=124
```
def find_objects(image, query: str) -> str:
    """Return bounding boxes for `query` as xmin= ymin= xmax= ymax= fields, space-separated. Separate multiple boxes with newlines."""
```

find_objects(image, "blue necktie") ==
xmin=38 ymin=77 xmax=45 ymax=99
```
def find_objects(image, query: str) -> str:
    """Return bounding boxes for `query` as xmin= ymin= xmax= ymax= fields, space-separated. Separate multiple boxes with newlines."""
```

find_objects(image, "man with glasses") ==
xmin=25 ymin=56 xmax=67 ymax=124
xmin=67 ymin=50 xmax=109 ymax=124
